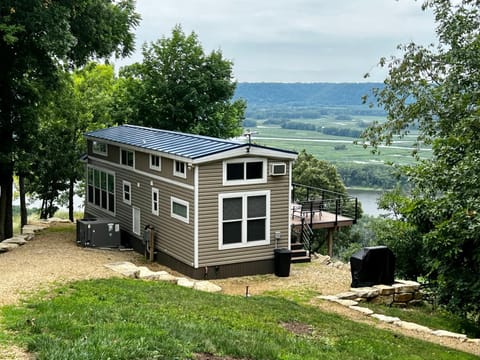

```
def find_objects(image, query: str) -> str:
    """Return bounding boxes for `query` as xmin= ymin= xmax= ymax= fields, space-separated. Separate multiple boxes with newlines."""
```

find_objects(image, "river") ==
xmin=347 ymin=189 xmax=387 ymax=217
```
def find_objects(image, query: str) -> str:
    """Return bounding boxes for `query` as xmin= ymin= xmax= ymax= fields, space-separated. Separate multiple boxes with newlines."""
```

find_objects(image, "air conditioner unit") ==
xmin=76 ymin=218 xmax=121 ymax=248
xmin=269 ymin=162 xmax=286 ymax=176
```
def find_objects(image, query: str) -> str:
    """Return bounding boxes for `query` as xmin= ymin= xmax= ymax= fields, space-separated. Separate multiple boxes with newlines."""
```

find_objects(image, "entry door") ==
xmin=132 ymin=206 xmax=141 ymax=235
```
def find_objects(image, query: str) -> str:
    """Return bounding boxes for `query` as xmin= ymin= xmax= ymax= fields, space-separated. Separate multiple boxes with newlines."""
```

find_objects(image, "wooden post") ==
xmin=327 ymin=228 xmax=334 ymax=257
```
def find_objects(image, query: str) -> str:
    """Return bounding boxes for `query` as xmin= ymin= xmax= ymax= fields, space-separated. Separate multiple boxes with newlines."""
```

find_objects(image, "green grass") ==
xmin=1 ymin=279 xmax=476 ymax=359
xmin=361 ymin=303 xmax=480 ymax=339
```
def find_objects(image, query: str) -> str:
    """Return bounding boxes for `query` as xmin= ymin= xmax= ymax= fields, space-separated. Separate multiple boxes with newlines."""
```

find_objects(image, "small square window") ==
xmin=150 ymin=155 xmax=161 ymax=171
xmin=121 ymin=149 xmax=134 ymax=167
xmin=173 ymin=160 xmax=186 ymax=178
xmin=92 ymin=141 xmax=107 ymax=156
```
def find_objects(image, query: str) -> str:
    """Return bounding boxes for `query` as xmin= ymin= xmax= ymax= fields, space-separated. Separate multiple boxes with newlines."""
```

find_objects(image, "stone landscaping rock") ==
xmin=431 ymin=330 xmax=468 ymax=340
xmin=370 ymin=314 xmax=401 ymax=323
xmin=335 ymin=291 xmax=357 ymax=300
xmin=22 ymin=224 xmax=48 ymax=234
xmin=3 ymin=237 xmax=27 ymax=245
xmin=392 ymin=282 xmax=418 ymax=294
xmin=394 ymin=320 xmax=431 ymax=333
xmin=333 ymin=299 xmax=358 ymax=307
xmin=350 ymin=287 xmax=380 ymax=298
xmin=317 ymin=295 xmax=338 ymax=301
xmin=177 ymin=277 xmax=195 ymax=288
xmin=394 ymin=293 xmax=414 ymax=302
xmin=373 ymin=284 xmax=395 ymax=295
xmin=467 ymin=338 xmax=480 ymax=344
xmin=193 ymin=281 xmax=222 ymax=293
xmin=104 ymin=261 xmax=140 ymax=277
xmin=0 ymin=243 xmax=19 ymax=251
xmin=348 ymin=305 xmax=374 ymax=315
xmin=369 ymin=295 xmax=394 ymax=306
xmin=395 ymin=279 xmax=421 ymax=291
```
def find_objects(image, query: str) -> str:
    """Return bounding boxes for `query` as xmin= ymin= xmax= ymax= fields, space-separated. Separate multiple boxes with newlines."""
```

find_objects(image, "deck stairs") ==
xmin=291 ymin=242 xmax=311 ymax=263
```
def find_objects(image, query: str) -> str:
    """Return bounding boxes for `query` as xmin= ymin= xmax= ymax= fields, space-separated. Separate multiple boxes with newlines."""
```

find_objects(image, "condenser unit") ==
xmin=76 ymin=218 xmax=121 ymax=248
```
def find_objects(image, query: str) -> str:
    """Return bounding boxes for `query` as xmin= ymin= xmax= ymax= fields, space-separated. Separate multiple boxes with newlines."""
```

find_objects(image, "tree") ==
xmin=362 ymin=0 xmax=480 ymax=320
xmin=0 ymin=1 xmax=139 ymax=239
xmin=117 ymin=25 xmax=245 ymax=138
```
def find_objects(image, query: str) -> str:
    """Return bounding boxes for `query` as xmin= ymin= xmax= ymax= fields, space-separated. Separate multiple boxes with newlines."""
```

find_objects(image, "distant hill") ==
xmin=234 ymin=82 xmax=383 ymax=107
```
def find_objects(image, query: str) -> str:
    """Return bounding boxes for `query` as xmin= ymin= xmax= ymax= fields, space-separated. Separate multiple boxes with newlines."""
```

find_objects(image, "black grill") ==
xmin=350 ymin=246 xmax=395 ymax=288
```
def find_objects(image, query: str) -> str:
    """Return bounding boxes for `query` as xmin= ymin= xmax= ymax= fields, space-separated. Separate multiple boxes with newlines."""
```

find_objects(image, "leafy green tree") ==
xmin=117 ymin=25 xmax=245 ymax=138
xmin=0 ymin=1 xmax=139 ymax=239
xmin=362 ymin=0 xmax=480 ymax=320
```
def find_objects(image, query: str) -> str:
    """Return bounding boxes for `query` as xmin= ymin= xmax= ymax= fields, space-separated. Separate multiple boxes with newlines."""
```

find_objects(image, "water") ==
xmin=347 ymin=189 xmax=386 ymax=217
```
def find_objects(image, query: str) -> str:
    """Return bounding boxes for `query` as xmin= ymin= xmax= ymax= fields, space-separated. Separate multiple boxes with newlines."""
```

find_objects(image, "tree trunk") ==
xmin=0 ymin=169 xmax=13 ymax=241
xmin=69 ymin=178 xmax=74 ymax=222
xmin=19 ymin=174 xmax=28 ymax=231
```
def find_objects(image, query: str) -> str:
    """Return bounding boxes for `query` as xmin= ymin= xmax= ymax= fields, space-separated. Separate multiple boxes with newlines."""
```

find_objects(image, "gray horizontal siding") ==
xmin=197 ymin=159 xmax=291 ymax=267
xmin=85 ymin=158 xmax=194 ymax=266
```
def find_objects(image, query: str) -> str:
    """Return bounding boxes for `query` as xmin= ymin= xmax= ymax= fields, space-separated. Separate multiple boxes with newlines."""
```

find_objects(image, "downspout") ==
xmin=287 ymin=161 xmax=293 ymax=250
xmin=193 ymin=165 xmax=199 ymax=268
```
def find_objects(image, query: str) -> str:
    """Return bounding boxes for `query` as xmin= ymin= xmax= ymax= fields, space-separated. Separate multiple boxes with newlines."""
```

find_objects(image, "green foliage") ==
xmin=1 ymin=279 xmax=476 ymax=359
xmin=117 ymin=25 xmax=245 ymax=139
xmin=362 ymin=0 xmax=480 ymax=320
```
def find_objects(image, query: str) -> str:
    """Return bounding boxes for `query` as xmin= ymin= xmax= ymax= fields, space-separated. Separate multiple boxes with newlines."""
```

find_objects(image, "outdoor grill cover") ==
xmin=350 ymin=246 xmax=395 ymax=288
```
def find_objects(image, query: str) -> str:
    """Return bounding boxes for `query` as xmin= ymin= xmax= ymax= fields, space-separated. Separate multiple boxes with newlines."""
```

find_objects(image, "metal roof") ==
xmin=85 ymin=125 xmax=297 ymax=161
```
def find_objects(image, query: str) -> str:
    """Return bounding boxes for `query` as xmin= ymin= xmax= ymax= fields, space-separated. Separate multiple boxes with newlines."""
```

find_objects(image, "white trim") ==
xmin=149 ymin=154 xmax=162 ymax=172
xmin=269 ymin=162 xmax=287 ymax=176
xmin=151 ymin=187 xmax=159 ymax=216
xmin=222 ymin=158 xmax=267 ymax=186
xmin=218 ymin=190 xmax=270 ymax=250
xmin=122 ymin=180 xmax=131 ymax=205
xmin=120 ymin=148 xmax=135 ymax=168
xmin=92 ymin=141 xmax=108 ymax=156
xmin=173 ymin=160 xmax=187 ymax=179
xmin=132 ymin=206 xmax=141 ymax=235
xmin=89 ymin=156 xmax=194 ymax=191
xmin=193 ymin=166 xmax=199 ymax=268
xmin=171 ymin=196 xmax=189 ymax=224
xmin=192 ymin=146 xmax=297 ymax=164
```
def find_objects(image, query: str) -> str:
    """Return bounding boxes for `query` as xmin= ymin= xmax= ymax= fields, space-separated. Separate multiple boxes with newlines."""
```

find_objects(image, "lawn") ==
xmin=1 ymin=279 xmax=477 ymax=360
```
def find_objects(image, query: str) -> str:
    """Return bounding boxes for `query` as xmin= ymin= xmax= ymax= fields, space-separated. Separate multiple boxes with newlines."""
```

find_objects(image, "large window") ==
xmin=223 ymin=158 xmax=266 ymax=185
xmin=152 ymin=188 xmax=159 ymax=216
xmin=219 ymin=191 xmax=270 ymax=249
xmin=171 ymin=197 xmax=189 ymax=223
xmin=87 ymin=167 xmax=115 ymax=213
xmin=121 ymin=149 xmax=134 ymax=167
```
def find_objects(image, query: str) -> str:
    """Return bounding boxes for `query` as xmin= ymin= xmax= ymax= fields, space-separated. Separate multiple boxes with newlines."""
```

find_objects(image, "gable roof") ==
xmin=85 ymin=125 xmax=297 ymax=163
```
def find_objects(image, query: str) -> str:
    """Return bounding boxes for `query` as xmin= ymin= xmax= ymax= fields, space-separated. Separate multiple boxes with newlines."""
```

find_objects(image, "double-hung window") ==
xmin=219 ymin=190 xmax=270 ymax=249
xmin=87 ymin=167 xmax=115 ymax=213
xmin=150 ymin=154 xmax=161 ymax=171
xmin=174 ymin=160 xmax=186 ymax=178
xmin=122 ymin=181 xmax=131 ymax=205
xmin=121 ymin=149 xmax=134 ymax=167
xmin=152 ymin=188 xmax=159 ymax=216
xmin=223 ymin=158 xmax=266 ymax=186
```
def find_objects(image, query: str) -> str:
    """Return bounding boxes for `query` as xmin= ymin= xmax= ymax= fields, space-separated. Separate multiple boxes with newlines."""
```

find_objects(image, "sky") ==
xmin=113 ymin=0 xmax=437 ymax=83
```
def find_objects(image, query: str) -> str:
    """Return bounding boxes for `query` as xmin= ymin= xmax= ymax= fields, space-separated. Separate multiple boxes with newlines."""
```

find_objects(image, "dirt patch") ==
xmin=0 ymin=223 xmax=479 ymax=357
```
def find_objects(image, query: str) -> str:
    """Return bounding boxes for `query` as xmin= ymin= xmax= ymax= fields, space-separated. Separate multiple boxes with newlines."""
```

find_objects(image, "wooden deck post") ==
xmin=327 ymin=228 xmax=334 ymax=257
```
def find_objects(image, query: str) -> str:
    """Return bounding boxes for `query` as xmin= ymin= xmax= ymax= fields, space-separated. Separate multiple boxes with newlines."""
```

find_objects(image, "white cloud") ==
xmin=115 ymin=0 xmax=437 ymax=82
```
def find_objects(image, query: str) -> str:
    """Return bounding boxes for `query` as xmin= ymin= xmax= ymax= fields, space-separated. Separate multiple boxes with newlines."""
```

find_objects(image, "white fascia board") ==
xmin=192 ymin=145 xmax=297 ymax=165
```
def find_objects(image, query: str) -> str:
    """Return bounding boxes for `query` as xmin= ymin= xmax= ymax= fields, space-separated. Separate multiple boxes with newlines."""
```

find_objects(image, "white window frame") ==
xmin=218 ymin=190 xmax=270 ymax=250
xmin=92 ymin=141 xmax=108 ymax=156
xmin=122 ymin=180 xmax=131 ymax=205
xmin=173 ymin=160 xmax=186 ymax=178
xmin=120 ymin=148 xmax=135 ymax=168
xmin=132 ymin=206 xmax=141 ymax=236
xmin=150 ymin=154 xmax=161 ymax=171
xmin=87 ymin=166 xmax=115 ymax=214
xmin=222 ymin=158 xmax=267 ymax=186
xmin=170 ymin=196 xmax=189 ymax=223
xmin=151 ymin=187 xmax=159 ymax=216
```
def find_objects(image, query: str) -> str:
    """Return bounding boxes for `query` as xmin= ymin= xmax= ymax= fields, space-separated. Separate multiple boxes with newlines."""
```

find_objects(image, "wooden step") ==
xmin=291 ymin=255 xmax=311 ymax=264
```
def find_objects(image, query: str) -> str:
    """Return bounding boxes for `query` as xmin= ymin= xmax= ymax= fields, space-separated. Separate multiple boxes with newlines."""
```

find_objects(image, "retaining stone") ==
xmin=177 ymin=278 xmax=195 ymax=288
xmin=336 ymin=291 xmax=357 ymax=300
xmin=333 ymin=299 xmax=358 ymax=307
xmin=394 ymin=320 xmax=431 ymax=333
xmin=193 ymin=281 xmax=222 ymax=293
xmin=431 ymin=330 xmax=467 ymax=340
xmin=349 ymin=305 xmax=374 ymax=315
xmin=3 ymin=237 xmax=27 ymax=245
xmin=370 ymin=295 xmax=394 ymax=306
xmin=394 ymin=292 xmax=414 ymax=302
xmin=371 ymin=314 xmax=401 ymax=323
xmin=350 ymin=287 xmax=380 ymax=298
xmin=373 ymin=284 xmax=395 ymax=295
xmin=0 ymin=243 xmax=19 ymax=251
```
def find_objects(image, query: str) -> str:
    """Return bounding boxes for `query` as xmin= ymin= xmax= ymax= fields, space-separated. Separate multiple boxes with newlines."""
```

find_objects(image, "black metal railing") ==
xmin=292 ymin=183 xmax=359 ymax=226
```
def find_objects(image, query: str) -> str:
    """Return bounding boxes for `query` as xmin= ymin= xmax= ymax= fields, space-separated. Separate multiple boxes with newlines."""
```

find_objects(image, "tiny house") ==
xmin=83 ymin=125 xmax=297 ymax=279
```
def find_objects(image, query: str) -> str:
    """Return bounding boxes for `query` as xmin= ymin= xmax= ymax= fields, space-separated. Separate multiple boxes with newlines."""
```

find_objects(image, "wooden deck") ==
xmin=291 ymin=205 xmax=355 ymax=230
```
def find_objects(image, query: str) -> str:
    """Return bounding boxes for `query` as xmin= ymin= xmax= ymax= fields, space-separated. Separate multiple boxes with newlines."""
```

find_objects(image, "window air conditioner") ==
xmin=269 ymin=162 xmax=286 ymax=176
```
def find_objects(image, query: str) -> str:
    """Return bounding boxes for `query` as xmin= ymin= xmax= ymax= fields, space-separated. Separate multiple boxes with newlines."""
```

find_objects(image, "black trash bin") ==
xmin=274 ymin=248 xmax=292 ymax=277
xmin=350 ymin=246 xmax=395 ymax=287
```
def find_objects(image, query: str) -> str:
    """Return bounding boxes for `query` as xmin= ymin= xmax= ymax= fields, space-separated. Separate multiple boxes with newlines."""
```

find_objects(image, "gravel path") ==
xmin=0 ymin=223 xmax=478 ymax=358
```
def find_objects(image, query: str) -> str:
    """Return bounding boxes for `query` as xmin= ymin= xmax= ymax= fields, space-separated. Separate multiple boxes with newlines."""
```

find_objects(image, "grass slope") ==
xmin=2 ymin=279 xmax=476 ymax=360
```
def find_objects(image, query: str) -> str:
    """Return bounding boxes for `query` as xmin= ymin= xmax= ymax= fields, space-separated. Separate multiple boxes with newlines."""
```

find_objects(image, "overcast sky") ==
xmin=113 ymin=0 xmax=437 ymax=82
